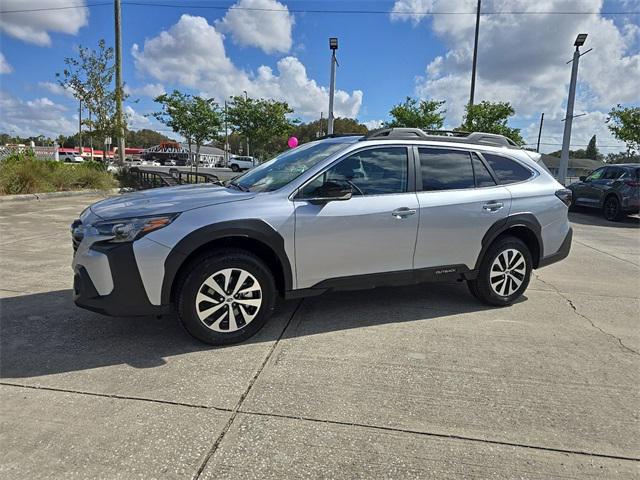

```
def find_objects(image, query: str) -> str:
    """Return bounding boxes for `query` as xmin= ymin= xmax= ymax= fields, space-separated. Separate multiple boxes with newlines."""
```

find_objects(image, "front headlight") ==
xmin=93 ymin=213 xmax=180 ymax=243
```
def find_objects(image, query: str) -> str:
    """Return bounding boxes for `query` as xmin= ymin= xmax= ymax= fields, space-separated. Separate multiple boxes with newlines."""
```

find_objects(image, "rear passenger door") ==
xmin=413 ymin=147 xmax=512 ymax=271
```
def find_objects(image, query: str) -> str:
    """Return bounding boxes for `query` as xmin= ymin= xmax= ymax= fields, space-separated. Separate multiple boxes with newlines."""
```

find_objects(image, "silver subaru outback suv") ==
xmin=72 ymin=128 xmax=573 ymax=345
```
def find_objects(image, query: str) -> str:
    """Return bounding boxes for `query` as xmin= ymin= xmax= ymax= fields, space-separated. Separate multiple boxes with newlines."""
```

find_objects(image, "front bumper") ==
xmin=73 ymin=241 xmax=172 ymax=317
xmin=538 ymin=227 xmax=572 ymax=268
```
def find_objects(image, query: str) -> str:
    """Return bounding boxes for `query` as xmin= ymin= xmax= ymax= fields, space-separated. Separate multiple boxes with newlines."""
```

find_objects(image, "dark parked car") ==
xmin=568 ymin=164 xmax=640 ymax=221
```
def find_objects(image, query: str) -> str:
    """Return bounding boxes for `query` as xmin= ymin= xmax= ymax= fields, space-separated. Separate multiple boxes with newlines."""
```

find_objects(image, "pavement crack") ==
xmin=237 ymin=409 xmax=640 ymax=463
xmin=534 ymin=274 xmax=639 ymax=356
xmin=573 ymin=239 xmax=640 ymax=267
xmin=0 ymin=382 xmax=227 ymax=411
xmin=191 ymin=299 xmax=304 ymax=480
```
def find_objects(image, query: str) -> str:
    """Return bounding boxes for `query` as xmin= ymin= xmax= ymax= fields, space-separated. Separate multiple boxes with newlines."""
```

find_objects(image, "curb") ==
xmin=0 ymin=188 xmax=121 ymax=203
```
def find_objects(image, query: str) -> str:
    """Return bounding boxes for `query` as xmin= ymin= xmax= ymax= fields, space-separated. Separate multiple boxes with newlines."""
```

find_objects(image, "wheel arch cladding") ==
xmin=476 ymin=214 xmax=543 ymax=270
xmin=161 ymin=219 xmax=293 ymax=304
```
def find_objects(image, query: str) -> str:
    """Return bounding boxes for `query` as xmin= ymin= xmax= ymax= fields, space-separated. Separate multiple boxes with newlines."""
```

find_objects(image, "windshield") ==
xmin=231 ymin=141 xmax=351 ymax=193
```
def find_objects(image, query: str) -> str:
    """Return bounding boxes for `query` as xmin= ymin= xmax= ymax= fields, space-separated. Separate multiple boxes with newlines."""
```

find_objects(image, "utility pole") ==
xmin=78 ymin=98 xmax=83 ymax=153
xmin=224 ymin=99 xmax=229 ymax=166
xmin=559 ymin=33 xmax=591 ymax=185
xmin=243 ymin=90 xmax=250 ymax=157
xmin=89 ymin=109 xmax=94 ymax=161
xmin=328 ymin=37 xmax=338 ymax=135
xmin=536 ymin=112 xmax=544 ymax=153
xmin=114 ymin=0 xmax=125 ymax=165
xmin=469 ymin=0 xmax=481 ymax=106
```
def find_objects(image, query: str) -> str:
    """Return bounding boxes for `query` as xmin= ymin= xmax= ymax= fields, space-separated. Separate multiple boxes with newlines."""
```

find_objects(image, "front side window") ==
xmin=483 ymin=153 xmax=533 ymax=184
xmin=603 ymin=167 xmax=623 ymax=180
xmin=419 ymin=148 xmax=475 ymax=191
xmin=585 ymin=167 xmax=605 ymax=182
xmin=301 ymin=147 xmax=408 ymax=197
xmin=231 ymin=141 xmax=350 ymax=193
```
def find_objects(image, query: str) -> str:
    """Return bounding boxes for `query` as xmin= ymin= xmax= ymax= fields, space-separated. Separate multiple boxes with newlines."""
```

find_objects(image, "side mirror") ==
xmin=305 ymin=181 xmax=353 ymax=203
xmin=579 ymin=176 xmax=587 ymax=182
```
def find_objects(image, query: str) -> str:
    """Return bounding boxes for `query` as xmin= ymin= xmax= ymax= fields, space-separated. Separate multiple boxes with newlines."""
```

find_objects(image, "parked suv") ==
xmin=228 ymin=155 xmax=257 ymax=172
xmin=568 ymin=164 xmax=640 ymax=221
xmin=72 ymin=128 xmax=573 ymax=345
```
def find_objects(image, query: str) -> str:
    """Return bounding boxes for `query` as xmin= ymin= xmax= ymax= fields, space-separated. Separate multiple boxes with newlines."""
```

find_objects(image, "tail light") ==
xmin=624 ymin=179 xmax=640 ymax=187
xmin=555 ymin=188 xmax=572 ymax=207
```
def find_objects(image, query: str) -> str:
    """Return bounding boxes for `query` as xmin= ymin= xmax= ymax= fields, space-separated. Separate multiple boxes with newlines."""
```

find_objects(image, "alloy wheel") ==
xmin=489 ymin=248 xmax=527 ymax=297
xmin=195 ymin=268 xmax=262 ymax=332
xmin=605 ymin=198 xmax=619 ymax=220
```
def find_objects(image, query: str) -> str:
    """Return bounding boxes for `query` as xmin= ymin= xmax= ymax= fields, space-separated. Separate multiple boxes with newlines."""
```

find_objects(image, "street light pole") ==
xmin=328 ymin=37 xmax=338 ymax=135
xmin=469 ymin=0 xmax=481 ymax=106
xmin=243 ymin=90 xmax=250 ymax=157
xmin=114 ymin=0 xmax=125 ymax=165
xmin=78 ymin=98 xmax=83 ymax=153
xmin=559 ymin=33 xmax=590 ymax=185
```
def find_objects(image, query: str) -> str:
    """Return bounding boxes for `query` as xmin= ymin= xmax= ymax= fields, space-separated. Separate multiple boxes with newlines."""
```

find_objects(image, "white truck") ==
xmin=228 ymin=155 xmax=257 ymax=172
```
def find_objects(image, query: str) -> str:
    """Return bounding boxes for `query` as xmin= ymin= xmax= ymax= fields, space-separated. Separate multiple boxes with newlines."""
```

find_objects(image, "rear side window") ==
xmin=419 ymin=148 xmax=475 ymax=191
xmin=483 ymin=153 xmax=533 ymax=184
xmin=471 ymin=154 xmax=497 ymax=187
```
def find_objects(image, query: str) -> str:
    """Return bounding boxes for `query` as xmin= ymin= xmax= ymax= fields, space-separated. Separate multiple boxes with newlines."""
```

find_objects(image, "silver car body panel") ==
xmin=73 ymin=137 xmax=571 ymax=309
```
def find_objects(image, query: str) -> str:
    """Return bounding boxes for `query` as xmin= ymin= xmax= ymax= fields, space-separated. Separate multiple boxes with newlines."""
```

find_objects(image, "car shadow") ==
xmin=569 ymin=209 xmax=640 ymax=229
xmin=0 ymin=282 xmax=511 ymax=379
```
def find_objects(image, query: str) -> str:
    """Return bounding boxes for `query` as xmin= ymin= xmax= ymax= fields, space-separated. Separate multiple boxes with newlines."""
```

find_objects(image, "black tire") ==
xmin=230 ymin=164 xmax=240 ymax=172
xmin=603 ymin=195 xmax=622 ymax=221
xmin=568 ymin=189 xmax=577 ymax=211
xmin=176 ymin=248 xmax=276 ymax=345
xmin=467 ymin=235 xmax=532 ymax=307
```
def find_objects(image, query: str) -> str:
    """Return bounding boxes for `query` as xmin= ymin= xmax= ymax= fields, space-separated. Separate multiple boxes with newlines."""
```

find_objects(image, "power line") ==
xmin=0 ymin=2 xmax=110 ymax=14
xmin=1 ymin=2 xmax=638 ymax=15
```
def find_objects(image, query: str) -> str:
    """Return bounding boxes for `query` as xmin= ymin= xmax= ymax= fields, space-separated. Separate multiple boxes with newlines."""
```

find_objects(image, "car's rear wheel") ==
xmin=467 ymin=235 xmax=532 ymax=306
xmin=176 ymin=249 xmax=276 ymax=345
xmin=603 ymin=196 xmax=622 ymax=221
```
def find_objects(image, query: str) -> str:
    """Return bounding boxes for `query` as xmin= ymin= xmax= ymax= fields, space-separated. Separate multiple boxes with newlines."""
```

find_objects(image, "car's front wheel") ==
xmin=176 ymin=249 xmax=276 ymax=345
xmin=468 ymin=235 xmax=532 ymax=306
xmin=230 ymin=164 xmax=240 ymax=172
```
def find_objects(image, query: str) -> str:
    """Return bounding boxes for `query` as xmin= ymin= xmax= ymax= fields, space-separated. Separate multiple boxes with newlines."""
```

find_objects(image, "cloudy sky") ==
xmin=0 ymin=0 xmax=638 ymax=153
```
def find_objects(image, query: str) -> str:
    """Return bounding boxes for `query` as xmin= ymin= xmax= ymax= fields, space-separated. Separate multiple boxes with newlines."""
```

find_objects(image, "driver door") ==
xmin=293 ymin=146 xmax=419 ymax=289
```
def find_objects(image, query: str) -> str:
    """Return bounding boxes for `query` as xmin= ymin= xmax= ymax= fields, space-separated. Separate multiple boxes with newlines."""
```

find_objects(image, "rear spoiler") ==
xmin=524 ymin=150 xmax=552 ymax=175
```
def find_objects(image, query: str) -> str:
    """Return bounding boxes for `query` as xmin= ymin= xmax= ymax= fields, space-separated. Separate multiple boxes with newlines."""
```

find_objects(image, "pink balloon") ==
xmin=287 ymin=136 xmax=299 ymax=148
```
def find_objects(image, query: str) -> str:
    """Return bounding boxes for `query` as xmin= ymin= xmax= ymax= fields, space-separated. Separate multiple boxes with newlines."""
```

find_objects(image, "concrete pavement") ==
xmin=1 ymin=195 xmax=638 ymax=479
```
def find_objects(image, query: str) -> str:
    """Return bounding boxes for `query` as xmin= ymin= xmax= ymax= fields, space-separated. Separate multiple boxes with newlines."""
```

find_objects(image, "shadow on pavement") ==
xmin=0 ymin=282 xmax=499 ymax=379
xmin=569 ymin=209 xmax=640 ymax=229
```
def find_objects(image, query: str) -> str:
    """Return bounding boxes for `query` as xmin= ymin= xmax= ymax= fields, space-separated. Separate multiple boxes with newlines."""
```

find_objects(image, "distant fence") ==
xmin=0 ymin=145 xmax=57 ymax=161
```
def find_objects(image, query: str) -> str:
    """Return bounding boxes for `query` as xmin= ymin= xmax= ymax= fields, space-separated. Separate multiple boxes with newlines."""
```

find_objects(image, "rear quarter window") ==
xmin=482 ymin=153 xmax=533 ymax=184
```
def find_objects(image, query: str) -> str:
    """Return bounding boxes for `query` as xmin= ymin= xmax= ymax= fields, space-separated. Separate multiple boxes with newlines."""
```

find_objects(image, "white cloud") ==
xmin=125 ymin=105 xmax=152 ymax=130
xmin=216 ymin=0 xmax=294 ymax=54
xmin=0 ymin=90 xmax=76 ymax=137
xmin=363 ymin=119 xmax=384 ymax=130
xmin=38 ymin=81 xmax=76 ymax=99
xmin=132 ymin=14 xmax=363 ymax=120
xmin=0 ymin=0 xmax=88 ymax=47
xmin=392 ymin=0 xmax=640 ymax=132
xmin=523 ymin=111 xmax=626 ymax=154
xmin=125 ymin=83 xmax=166 ymax=98
xmin=0 ymin=53 xmax=12 ymax=74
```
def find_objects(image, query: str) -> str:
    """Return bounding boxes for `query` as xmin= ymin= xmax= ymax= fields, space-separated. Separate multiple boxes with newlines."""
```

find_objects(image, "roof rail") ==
xmin=361 ymin=127 xmax=520 ymax=148
xmin=316 ymin=133 xmax=364 ymax=140
xmin=363 ymin=128 xmax=429 ymax=140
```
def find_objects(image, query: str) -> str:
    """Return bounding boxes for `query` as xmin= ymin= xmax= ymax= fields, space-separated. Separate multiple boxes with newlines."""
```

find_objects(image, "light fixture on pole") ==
xmin=559 ymin=33 xmax=591 ymax=185
xmin=328 ymin=37 xmax=338 ymax=135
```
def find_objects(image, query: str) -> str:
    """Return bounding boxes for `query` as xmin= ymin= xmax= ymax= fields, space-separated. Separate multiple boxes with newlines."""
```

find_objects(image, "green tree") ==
xmin=459 ymin=101 xmax=523 ymax=144
xmin=152 ymin=92 xmax=223 ymax=168
xmin=585 ymin=135 xmax=599 ymax=160
xmin=384 ymin=97 xmax=446 ymax=130
xmin=189 ymin=96 xmax=223 ymax=168
xmin=607 ymin=105 xmax=640 ymax=155
xmin=125 ymin=129 xmax=173 ymax=148
xmin=152 ymin=91 xmax=196 ymax=159
xmin=56 ymin=40 xmax=123 ymax=152
xmin=293 ymin=117 xmax=368 ymax=143
xmin=226 ymin=95 xmax=297 ymax=159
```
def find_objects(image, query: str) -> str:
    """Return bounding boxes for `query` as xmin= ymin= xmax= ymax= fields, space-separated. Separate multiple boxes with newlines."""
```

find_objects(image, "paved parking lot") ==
xmin=1 ymin=193 xmax=638 ymax=479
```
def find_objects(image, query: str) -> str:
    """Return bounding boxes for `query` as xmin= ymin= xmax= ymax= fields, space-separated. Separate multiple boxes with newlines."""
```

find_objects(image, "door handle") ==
xmin=482 ymin=201 xmax=504 ymax=212
xmin=392 ymin=207 xmax=416 ymax=219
